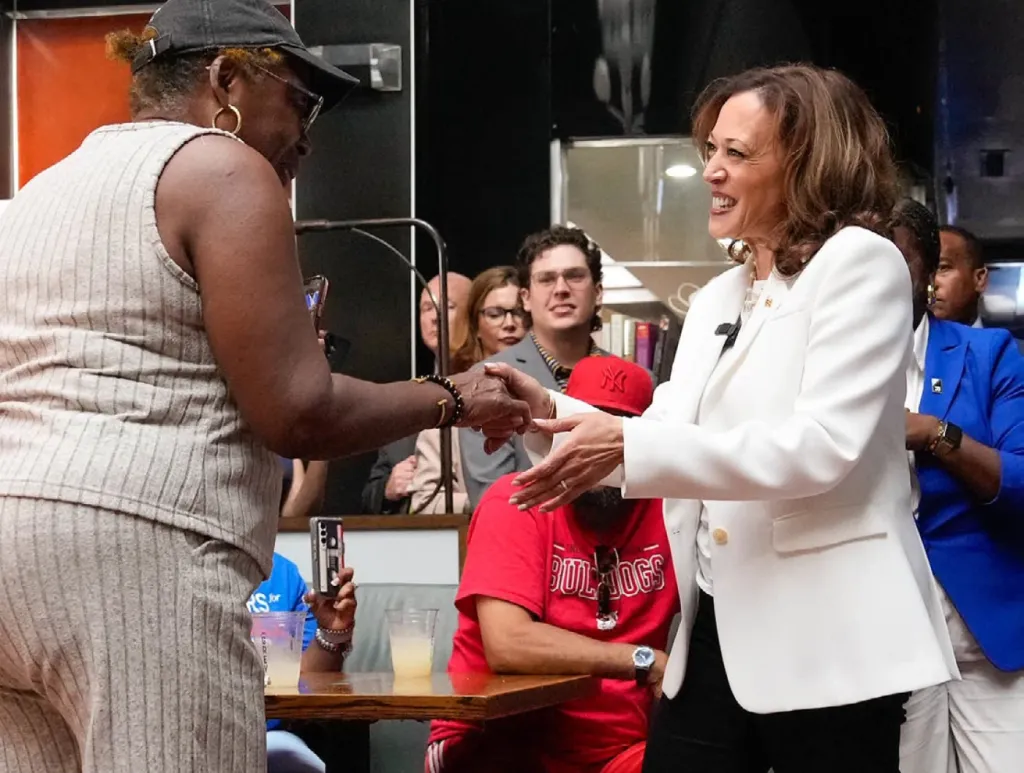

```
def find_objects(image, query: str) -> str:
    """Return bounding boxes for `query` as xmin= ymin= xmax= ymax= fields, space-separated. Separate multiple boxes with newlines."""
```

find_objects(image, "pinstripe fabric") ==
xmin=0 ymin=121 xmax=281 ymax=576
xmin=0 ymin=497 xmax=266 ymax=773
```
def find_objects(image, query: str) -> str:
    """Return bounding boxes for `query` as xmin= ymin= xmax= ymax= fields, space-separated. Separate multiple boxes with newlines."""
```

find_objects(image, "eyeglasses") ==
xmin=480 ymin=306 xmax=526 ymax=322
xmin=250 ymin=63 xmax=324 ymax=134
xmin=531 ymin=267 xmax=591 ymax=290
xmin=595 ymin=545 xmax=619 ymax=629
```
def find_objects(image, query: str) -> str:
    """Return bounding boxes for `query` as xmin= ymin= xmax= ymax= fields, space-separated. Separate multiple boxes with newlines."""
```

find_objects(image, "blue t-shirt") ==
xmin=249 ymin=552 xmax=317 ymax=730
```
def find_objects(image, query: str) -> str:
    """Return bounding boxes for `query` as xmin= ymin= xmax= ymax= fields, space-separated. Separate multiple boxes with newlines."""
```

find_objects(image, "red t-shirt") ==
xmin=429 ymin=475 xmax=679 ymax=771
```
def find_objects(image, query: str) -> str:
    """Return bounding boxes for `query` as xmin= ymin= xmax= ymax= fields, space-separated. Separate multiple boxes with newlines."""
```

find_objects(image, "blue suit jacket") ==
xmin=917 ymin=316 xmax=1024 ymax=671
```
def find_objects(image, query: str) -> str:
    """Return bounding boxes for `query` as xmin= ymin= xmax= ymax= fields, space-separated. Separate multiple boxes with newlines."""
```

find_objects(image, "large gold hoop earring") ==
xmin=926 ymin=283 xmax=937 ymax=308
xmin=212 ymin=104 xmax=242 ymax=135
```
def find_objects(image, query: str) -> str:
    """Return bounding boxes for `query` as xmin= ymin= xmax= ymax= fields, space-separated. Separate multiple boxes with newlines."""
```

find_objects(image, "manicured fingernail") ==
xmin=518 ymin=504 xmax=528 ymax=511
xmin=509 ymin=496 xmax=519 ymax=505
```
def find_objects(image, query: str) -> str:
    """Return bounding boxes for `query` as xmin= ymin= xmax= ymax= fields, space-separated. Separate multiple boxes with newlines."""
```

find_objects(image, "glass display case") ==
xmin=552 ymin=137 xmax=730 ymax=318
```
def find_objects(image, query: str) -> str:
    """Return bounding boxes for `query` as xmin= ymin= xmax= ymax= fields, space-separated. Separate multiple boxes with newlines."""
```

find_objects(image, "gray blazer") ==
xmin=459 ymin=337 xmax=562 ymax=510
xmin=360 ymin=434 xmax=418 ymax=514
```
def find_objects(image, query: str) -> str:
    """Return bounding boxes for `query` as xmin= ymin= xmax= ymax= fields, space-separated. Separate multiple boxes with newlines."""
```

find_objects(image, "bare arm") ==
xmin=281 ymin=460 xmax=329 ymax=518
xmin=158 ymin=136 xmax=526 ymax=459
xmin=476 ymin=596 xmax=663 ymax=681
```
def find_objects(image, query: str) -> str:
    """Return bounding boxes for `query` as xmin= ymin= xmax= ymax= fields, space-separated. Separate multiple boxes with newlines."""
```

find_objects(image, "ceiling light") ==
xmin=665 ymin=164 xmax=697 ymax=179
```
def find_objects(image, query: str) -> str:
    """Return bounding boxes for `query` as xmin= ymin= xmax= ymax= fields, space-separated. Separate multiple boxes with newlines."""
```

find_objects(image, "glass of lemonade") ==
xmin=251 ymin=611 xmax=306 ymax=688
xmin=386 ymin=608 xmax=438 ymax=678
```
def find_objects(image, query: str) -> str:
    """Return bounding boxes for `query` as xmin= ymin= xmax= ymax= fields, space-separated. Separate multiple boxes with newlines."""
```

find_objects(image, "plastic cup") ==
xmin=386 ymin=608 xmax=438 ymax=678
xmin=251 ymin=611 xmax=306 ymax=688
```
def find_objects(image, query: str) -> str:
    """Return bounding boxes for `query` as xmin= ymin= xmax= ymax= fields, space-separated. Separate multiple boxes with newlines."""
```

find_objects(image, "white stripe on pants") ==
xmin=0 ymin=496 xmax=267 ymax=773
xmin=900 ymin=586 xmax=1024 ymax=773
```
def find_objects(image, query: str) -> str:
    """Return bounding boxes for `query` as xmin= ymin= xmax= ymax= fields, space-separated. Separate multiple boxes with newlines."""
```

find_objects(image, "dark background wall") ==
xmin=414 ymin=0 xmax=553 ymax=284
xmin=552 ymin=0 xmax=938 ymax=175
xmin=296 ymin=0 xmax=415 ymax=514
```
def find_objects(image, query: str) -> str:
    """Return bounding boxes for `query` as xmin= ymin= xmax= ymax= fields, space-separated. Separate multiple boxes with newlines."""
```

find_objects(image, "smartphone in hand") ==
xmin=303 ymin=275 xmax=329 ymax=329
xmin=310 ymin=517 xmax=345 ymax=597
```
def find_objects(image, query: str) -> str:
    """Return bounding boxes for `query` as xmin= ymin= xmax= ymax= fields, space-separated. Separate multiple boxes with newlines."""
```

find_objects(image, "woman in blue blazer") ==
xmin=892 ymin=198 xmax=1024 ymax=773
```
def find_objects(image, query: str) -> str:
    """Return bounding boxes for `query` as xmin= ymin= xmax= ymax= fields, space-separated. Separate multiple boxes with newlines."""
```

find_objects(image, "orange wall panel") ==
xmin=15 ymin=5 xmax=291 ymax=188
xmin=16 ymin=14 xmax=150 ymax=187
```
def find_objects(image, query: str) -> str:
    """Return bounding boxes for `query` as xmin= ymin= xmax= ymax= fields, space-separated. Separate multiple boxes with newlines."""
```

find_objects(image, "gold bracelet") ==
xmin=434 ymin=398 xmax=449 ymax=429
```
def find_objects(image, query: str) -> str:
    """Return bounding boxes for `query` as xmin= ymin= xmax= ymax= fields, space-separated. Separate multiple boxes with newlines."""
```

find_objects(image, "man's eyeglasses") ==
xmin=531 ymin=267 xmax=591 ymax=290
xmin=250 ymin=63 xmax=324 ymax=134
xmin=595 ymin=545 xmax=619 ymax=629
xmin=480 ymin=306 xmax=526 ymax=322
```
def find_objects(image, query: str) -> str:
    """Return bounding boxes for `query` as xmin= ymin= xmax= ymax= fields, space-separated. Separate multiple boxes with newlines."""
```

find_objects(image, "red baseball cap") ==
xmin=565 ymin=356 xmax=653 ymax=417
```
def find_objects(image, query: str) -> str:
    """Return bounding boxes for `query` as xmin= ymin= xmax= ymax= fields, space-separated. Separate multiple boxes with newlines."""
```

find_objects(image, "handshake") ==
xmin=447 ymin=363 xmax=550 ymax=454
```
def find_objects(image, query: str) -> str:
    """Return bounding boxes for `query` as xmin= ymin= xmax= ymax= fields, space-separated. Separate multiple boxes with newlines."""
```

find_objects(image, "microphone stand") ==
xmin=294 ymin=217 xmax=456 ymax=515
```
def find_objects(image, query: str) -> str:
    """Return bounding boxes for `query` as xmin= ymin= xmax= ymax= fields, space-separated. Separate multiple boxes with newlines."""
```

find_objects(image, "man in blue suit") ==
xmin=892 ymin=199 xmax=1024 ymax=773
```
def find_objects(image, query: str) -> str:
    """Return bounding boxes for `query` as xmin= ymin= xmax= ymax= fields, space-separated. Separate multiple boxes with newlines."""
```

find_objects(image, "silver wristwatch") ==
xmin=633 ymin=646 xmax=655 ymax=686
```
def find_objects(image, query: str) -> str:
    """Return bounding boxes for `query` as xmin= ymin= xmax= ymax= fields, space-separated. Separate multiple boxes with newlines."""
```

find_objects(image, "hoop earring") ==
xmin=212 ymin=104 xmax=242 ymax=136
xmin=926 ymin=283 xmax=937 ymax=308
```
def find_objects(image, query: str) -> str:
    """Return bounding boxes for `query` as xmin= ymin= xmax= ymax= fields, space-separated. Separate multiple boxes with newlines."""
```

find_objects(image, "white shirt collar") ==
xmin=913 ymin=314 xmax=930 ymax=375
xmin=972 ymin=316 xmax=984 ymax=329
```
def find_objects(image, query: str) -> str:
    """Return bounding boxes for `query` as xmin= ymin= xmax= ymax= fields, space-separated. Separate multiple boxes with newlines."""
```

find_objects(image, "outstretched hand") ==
xmin=449 ymin=369 xmax=533 ymax=440
xmin=474 ymin=362 xmax=553 ymax=453
xmin=510 ymin=411 xmax=625 ymax=511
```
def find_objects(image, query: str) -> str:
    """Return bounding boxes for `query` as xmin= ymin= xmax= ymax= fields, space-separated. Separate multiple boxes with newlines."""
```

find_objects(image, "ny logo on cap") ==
xmin=601 ymin=366 xmax=627 ymax=393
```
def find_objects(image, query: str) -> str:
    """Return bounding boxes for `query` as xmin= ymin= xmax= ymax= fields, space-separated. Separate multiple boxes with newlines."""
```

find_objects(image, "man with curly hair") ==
xmin=460 ymin=225 xmax=606 ymax=508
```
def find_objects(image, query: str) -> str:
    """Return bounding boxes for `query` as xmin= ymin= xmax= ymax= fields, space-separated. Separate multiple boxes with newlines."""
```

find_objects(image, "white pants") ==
xmin=267 ymin=731 xmax=325 ymax=773
xmin=900 ymin=588 xmax=1024 ymax=773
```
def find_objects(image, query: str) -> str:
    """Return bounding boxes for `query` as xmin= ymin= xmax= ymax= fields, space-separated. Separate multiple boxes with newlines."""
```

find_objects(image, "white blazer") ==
xmin=528 ymin=227 xmax=958 ymax=713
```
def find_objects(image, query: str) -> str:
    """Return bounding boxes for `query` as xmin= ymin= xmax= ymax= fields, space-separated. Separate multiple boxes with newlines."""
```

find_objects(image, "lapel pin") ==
xmin=764 ymin=297 xmax=773 ymax=308
xmin=931 ymin=378 xmax=943 ymax=394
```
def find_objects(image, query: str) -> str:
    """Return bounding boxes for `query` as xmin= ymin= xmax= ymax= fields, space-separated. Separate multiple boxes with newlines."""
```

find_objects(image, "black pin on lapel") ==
xmin=931 ymin=378 xmax=943 ymax=394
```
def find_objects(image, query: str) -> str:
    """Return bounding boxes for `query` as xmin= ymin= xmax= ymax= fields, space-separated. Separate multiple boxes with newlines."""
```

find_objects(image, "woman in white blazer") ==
xmin=487 ymin=64 xmax=958 ymax=772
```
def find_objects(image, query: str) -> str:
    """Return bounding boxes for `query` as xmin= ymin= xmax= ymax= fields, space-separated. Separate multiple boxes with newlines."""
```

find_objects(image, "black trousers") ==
xmin=642 ymin=592 xmax=908 ymax=773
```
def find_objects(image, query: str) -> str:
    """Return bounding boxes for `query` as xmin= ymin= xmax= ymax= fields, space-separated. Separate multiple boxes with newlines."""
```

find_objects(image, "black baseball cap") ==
xmin=132 ymin=0 xmax=359 ymax=111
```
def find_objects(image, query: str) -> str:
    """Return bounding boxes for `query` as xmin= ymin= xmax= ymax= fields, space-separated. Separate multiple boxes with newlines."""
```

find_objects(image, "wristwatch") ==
xmin=632 ymin=646 xmax=656 ymax=686
xmin=929 ymin=420 xmax=963 ymax=457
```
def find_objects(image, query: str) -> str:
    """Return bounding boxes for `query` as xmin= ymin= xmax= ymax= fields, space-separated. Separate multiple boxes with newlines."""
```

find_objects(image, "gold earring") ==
xmin=927 ymin=283 xmax=936 ymax=307
xmin=212 ymin=104 xmax=242 ymax=135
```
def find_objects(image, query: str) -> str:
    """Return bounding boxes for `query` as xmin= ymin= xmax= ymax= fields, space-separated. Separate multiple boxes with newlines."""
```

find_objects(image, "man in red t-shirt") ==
xmin=426 ymin=356 xmax=679 ymax=773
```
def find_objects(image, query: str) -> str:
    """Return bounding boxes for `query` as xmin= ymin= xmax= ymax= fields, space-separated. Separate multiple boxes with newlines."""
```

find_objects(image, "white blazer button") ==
xmin=712 ymin=528 xmax=728 ymax=546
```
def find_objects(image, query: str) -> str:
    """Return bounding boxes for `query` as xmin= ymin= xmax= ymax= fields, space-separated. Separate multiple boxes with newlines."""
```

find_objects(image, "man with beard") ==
xmin=426 ymin=356 xmax=678 ymax=773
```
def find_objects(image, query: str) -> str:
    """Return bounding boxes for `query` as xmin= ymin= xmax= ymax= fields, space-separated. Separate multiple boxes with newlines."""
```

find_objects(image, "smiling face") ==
xmin=521 ymin=245 xmax=602 ymax=337
xmin=701 ymin=90 xmax=787 ymax=246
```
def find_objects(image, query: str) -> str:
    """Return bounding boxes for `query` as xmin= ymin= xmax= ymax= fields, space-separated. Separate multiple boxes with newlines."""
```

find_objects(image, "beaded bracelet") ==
xmin=412 ymin=374 xmax=465 ymax=429
xmin=315 ymin=628 xmax=353 ymax=656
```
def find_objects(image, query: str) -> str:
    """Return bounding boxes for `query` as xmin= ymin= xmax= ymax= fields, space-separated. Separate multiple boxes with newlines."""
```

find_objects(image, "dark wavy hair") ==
xmin=515 ymin=225 xmax=603 ymax=332
xmin=692 ymin=64 xmax=900 ymax=277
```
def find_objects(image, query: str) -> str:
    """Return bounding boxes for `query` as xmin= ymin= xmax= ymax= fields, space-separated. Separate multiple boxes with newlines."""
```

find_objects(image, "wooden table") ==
xmin=266 ymin=671 xmax=597 ymax=721
xmin=266 ymin=672 xmax=597 ymax=772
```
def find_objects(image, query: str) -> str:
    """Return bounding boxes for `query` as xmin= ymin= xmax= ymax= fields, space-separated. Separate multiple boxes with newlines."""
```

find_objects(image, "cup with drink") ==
xmin=251 ymin=610 xmax=306 ymax=688
xmin=386 ymin=607 xmax=438 ymax=679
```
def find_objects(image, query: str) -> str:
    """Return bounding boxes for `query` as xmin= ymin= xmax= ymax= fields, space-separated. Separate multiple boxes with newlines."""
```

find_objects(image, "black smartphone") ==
xmin=310 ymin=517 xmax=344 ymax=597
xmin=303 ymin=275 xmax=330 ymax=329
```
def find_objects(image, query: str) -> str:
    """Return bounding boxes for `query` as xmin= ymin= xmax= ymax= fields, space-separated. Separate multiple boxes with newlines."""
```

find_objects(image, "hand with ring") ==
xmin=510 ymin=411 xmax=625 ymax=512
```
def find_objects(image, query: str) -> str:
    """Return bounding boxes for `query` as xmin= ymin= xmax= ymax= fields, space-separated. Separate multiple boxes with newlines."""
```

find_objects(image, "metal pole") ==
xmin=294 ymin=217 xmax=455 ymax=514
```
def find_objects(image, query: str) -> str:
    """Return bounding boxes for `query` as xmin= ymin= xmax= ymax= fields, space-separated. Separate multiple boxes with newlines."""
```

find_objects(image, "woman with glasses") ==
xmin=451 ymin=267 xmax=528 ymax=373
xmin=411 ymin=267 xmax=529 ymax=513
xmin=0 ymin=1 xmax=529 ymax=770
